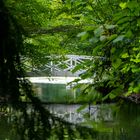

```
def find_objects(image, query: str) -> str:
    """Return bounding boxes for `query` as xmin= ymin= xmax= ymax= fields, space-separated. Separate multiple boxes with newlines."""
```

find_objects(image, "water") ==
xmin=43 ymin=103 xmax=140 ymax=140
xmin=29 ymin=76 xmax=90 ymax=103
xmin=0 ymin=78 xmax=140 ymax=139
xmin=0 ymin=103 xmax=140 ymax=139
xmin=45 ymin=104 xmax=113 ymax=124
xmin=32 ymin=83 xmax=78 ymax=103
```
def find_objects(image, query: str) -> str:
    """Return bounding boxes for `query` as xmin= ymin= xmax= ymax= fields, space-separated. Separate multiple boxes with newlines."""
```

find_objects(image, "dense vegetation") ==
xmin=0 ymin=0 xmax=97 ymax=139
xmin=73 ymin=0 xmax=140 ymax=103
xmin=7 ymin=0 xmax=139 ymax=102
xmin=0 ymin=0 xmax=140 ymax=139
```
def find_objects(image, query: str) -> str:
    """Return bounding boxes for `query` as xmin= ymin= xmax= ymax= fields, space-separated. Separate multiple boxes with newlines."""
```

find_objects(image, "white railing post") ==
xmin=50 ymin=61 xmax=53 ymax=72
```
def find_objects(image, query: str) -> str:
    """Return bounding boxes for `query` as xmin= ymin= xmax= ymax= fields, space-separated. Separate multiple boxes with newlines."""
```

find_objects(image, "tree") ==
xmin=0 ymin=0 xmax=99 ymax=139
xmin=4 ymin=0 xmax=139 ymax=102
xmin=74 ymin=0 xmax=140 ymax=103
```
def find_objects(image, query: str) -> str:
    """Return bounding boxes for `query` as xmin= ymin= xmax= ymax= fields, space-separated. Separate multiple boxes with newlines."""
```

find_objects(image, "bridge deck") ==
xmin=28 ymin=77 xmax=92 ymax=84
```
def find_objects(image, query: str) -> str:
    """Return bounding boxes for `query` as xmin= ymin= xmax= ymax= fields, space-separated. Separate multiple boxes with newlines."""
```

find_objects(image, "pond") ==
xmin=1 ymin=102 xmax=140 ymax=140
xmin=32 ymin=83 xmax=78 ymax=103
xmin=0 ymin=78 xmax=140 ymax=140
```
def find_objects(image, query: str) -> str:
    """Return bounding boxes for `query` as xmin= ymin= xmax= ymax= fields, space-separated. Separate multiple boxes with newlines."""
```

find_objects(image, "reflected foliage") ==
xmin=1 ymin=103 xmax=140 ymax=140
xmin=0 ymin=104 xmax=98 ymax=140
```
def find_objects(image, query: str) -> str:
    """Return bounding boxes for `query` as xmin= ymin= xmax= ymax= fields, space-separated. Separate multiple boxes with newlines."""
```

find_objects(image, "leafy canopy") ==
xmin=5 ymin=0 xmax=140 ymax=102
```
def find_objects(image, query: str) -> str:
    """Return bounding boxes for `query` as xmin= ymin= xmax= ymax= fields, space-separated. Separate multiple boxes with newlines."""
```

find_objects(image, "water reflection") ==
xmin=0 ymin=102 xmax=140 ymax=139
xmin=0 ymin=82 xmax=139 ymax=140
xmin=46 ymin=104 xmax=113 ymax=124
xmin=33 ymin=83 xmax=78 ymax=103
xmin=0 ymin=103 xmax=97 ymax=140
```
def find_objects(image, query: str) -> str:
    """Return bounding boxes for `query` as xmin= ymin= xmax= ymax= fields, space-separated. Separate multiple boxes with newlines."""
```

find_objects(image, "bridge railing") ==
xmin=23 ymin=55 xmax=103 ymax=77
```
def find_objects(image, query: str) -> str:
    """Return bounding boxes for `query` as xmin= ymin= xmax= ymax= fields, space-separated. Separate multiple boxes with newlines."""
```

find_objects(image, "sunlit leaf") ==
xmin=131 ymin=67 xmax=140 ymax=73
xmin=119 ymin=2 xmax=127 ymax=9
xmin=121 ymin=53 xmax=129 ymax=58
xmin=130 ymin=58 xmax=140 ymax=63
xmin=133 ymin=87 xmax=140 ymax=93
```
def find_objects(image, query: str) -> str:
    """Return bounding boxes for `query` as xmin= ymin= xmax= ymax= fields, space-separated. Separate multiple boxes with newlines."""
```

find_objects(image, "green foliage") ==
xmin=75 ymin=0 xmax=140 ymax=102
xmin=0 ymin=0 xmax=99 ymax=139
xmin=6 ymin=0 xmax=135 ymax=139
xmin=2 ymin=0 xmax=140 ymax=138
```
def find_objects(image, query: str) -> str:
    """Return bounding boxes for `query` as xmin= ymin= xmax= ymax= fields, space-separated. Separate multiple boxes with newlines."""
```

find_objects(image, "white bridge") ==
xmin=25 ymin=55 xmax=96 ymax=77
xmin=45 ymin=55 xmax=94 ymax=76
xmin=24 ymin=54 xmax=104 ymax=77
xmin=28 ymin=76 xmax=92 ymax=84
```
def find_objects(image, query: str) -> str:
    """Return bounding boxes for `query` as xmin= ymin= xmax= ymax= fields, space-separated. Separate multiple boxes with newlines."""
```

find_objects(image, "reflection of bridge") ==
xmin=25 ymin=55 xmax=94 ymax=77
xmin=46 ymin=104 xmax=113 ymax=124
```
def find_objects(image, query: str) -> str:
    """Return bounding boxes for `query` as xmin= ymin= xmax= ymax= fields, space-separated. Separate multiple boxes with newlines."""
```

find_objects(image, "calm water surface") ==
xmin=0 ymin=81 xmax=140 ymax=140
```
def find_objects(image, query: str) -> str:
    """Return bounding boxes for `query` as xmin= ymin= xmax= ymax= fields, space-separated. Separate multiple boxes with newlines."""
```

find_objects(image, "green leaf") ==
xmin=108 ymin=34 xmax=117 ymax=41
xmin=117 ymin=17 xmax=130 ymax=24
xmin=102 ymin=94 xmax=109 ymax=101
xmin=125 ymin=30 xmax=133 ymax=38
xmin=77 ymin=31 xmax=89 ymax=41
xmin=133 ymin=47 xmax=139 ymax=51
xmin=121 ymin=64 xmax=131 ymax=72
xmin=130 ymin=58 xmax=140 ymax=63
xmin=137 ymin=19 xmax=140 ymax=27
xmin=100 ymin=35 xmax=107 ymax=41
xmin=77 ymin=31 xmax=87 ymax=37
xmin=109 ymin=93 xmax=117 ymax=99
xmin=89 ymin=37 xmax=99 ymax=43
xmin=127 ymin=1 xmax=139 ymax=9
xmin=119 ymin=2 xmax=127 ymax=9
xmin=92 ymin=45 xmax=102 ymax=55
xmin=121 ymin=53 xmax=129 ymax=58
xmin=112 ymin=58 xmax=122 ymax=69
xmin=94 ymin=26 xmax=104 ymax=37
xmin=113 ymin=35 xmax=125 ymax=43
xmin=81 ymin=33 xmax=89 ymax=41
xmin=81 ymin=72 xmax=92 ymax=79
xmin=71 ymin=64 xmax=83 ymax=73
xmin=105 ymin=24 xmax=117 ymax=29
xmin=131 ymin=67 xmax=140 ymax=73
xmin=109 ymin=86 xmax=123 ymax=99
xmin=111 ymin=47 xmax=116 ymax=54
xmin=133 ymin=87 xmax=140 ymax=93
xmin=72 ymin=78 xmax=81 ymax=83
